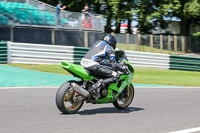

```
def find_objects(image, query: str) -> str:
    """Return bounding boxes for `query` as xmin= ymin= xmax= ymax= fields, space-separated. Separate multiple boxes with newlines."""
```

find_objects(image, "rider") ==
xmin=80 ymin=34 xmax=124 ymax=99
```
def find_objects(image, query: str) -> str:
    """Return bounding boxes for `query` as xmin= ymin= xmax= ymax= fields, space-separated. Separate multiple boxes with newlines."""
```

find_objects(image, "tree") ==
xmin=111 ymin=0 xmax=125 ymax=33
xmin=171 ymin=0 xmax=200 ymax=35
xmin=125 ymin=0 xmax=135 ymax=34
xmin=135 ymin=0 xmax=155 ymax=34
xmin=106 ymin=0 xmax=137 ymax=33
xmin=135 ymin=0 xmax=200 ymax=35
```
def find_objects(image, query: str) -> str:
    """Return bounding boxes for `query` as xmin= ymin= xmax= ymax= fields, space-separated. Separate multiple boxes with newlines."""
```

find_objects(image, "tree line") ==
xmin=40 ymin=0 xmax=200 ymax=35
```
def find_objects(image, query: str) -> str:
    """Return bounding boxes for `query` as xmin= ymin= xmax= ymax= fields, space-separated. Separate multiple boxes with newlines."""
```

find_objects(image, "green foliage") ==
xmin=183 ymin=0 xmax=200 ymax=18
xmin=192 ymin=32 xmax=200 ymax=36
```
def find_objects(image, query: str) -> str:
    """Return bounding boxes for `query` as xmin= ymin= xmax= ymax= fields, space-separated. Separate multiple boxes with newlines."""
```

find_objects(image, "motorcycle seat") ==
xmin=85 ymin=69 xmax=94 ymax=76
xmin=85 ymin=69 xmax=105 ymax=79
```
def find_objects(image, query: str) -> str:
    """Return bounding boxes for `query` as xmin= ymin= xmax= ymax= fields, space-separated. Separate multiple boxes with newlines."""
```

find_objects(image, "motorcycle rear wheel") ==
xmin=56 ymin=81 xmax=84 ymax=114
xmin=113 ymin=84 xmax=134 ymax=109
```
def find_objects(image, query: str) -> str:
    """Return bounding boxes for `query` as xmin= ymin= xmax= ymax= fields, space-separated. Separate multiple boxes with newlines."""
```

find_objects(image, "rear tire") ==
xmin=113 ymin=84 xmax=135 ymax=109
xmin=56 ymin=80 xmax=84 ymax=114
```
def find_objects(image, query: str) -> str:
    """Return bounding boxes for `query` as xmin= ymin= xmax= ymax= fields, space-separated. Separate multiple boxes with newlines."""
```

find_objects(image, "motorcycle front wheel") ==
xmin=56 ymin=80 xmax=84 ymax=114
xmin=113 ymin=84 xmax=135 ymax=109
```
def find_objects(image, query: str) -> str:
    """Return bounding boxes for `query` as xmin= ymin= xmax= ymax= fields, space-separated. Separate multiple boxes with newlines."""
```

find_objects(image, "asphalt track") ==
xmin=0 ymin=87 xmax=200 ymax=133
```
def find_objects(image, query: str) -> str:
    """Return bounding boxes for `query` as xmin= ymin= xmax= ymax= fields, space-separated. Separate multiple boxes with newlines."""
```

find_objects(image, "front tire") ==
xmin=56 ymin=81 xmax=84 ymax=114
xmin=113 ymin=84 xmax=135 ymax=109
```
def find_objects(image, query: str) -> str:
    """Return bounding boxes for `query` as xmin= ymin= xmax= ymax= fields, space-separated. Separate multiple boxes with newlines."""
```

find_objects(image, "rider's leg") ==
xmin=88 ymin=65 xmax=119 ymax=83
xmin=87 ymin=65 xmax=120 ymax=99
xmin=91 ymin=65 xmax=114 ymax=77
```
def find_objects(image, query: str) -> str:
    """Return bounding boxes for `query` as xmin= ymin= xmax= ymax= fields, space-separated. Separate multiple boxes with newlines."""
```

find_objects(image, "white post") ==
xmin=174 ymin=35 xmax=177 ymax=52
xmin=160 ymin=35 xmax=163 ymax=52
xmin=126 ymin=33 xmax=129 ymax=50
xmin=168 ymin=35 xmax=171 ymax=53
xmin=137 ymin=34 xmax=141 ymax=51
xmin=51 ymin=28 xmax=55 ymax=45
xmin=84 ymin=31 xmax=88 ymax=47
xmin=181 ymin=36 xmax=185 ymax=53
xmin=150 ymin=34 xmax=153 ymax=52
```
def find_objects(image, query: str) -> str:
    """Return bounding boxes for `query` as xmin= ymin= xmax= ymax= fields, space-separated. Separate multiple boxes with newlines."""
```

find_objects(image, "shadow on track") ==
xmin=78 ymin=107 xmax=145 ymax=115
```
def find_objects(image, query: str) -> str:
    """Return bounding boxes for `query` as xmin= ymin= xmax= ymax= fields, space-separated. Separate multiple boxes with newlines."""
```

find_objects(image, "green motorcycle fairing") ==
xmin=61 ymin=59 xmax=134 ymax=104
xmin=96 ymin=59 xmax=134 ymax=103
xmin=61 ymin=62 xmax=94 ymax=81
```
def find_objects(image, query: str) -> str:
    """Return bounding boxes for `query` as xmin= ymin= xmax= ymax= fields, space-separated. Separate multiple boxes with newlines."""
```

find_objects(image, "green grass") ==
xmin=133 ymin=68 xmax=200 ymax=86
xmin=117 ymin=43 xmax=185 ymax=55
xmin=8 ymin=63 xmax=200 ymax=87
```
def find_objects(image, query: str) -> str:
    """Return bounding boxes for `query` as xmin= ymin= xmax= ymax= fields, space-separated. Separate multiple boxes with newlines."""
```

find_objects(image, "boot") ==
xmin=88 ymin=73 xmax=120 ymax=100
xmin=88 ymin=79 xmax=104 ymax=100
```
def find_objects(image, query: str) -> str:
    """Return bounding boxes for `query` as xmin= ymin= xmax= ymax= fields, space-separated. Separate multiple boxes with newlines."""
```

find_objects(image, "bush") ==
xmin=192 ymin=32 xmax=200 ymax=36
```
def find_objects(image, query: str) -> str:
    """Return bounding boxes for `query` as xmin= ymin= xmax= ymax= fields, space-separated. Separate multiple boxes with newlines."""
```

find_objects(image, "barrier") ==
xmin=7 ymin=42 xmax=89 ymax=64
xmin=8 ymin=42 xmax=75 ymax=64
xmin=170 ymin=55 xmax=200 ymax=72
xmin=73 ymin=47 xmax=89 ymax=64
xmin=7 ymin=42 xmax=170 ymax=69
xmin=124 ymin=50 xmax=170 ymax=69
xmin=0 ymin=41 xmax=7 ymax=64
xmin=7 ymin=42 xmax=200 ymax=72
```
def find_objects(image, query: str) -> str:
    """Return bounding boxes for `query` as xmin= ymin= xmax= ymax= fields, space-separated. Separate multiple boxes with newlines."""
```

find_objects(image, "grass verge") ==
xmin=8 ymin=63 xmax=200 ymax=87
xmin=117 ymin=43 xmax=185 ymax=55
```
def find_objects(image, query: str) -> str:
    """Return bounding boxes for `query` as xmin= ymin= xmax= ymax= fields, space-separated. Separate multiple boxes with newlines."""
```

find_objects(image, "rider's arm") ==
xmin=106 ymin=45 xmax=116 ymax=63
xmin=100 ymin=61 xmax=112 ymax=67
xmin=106 ymin=45 xmax=124 ymax=71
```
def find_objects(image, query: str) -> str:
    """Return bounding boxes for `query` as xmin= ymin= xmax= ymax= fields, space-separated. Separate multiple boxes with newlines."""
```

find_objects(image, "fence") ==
xmin=0 ymin=0 xmax=104 ymax=32
xmin=1 ymin=26 xmax=199 ymax=53
xmin=85 ymin=32 xmax=200 ymax=53
xmin=0 ymin=41 xmax=7 ymax=63
xmin=0 ymin=27 xmax=86 ymax=46
xmin=111 ymin=33 xmax=200 ymax=53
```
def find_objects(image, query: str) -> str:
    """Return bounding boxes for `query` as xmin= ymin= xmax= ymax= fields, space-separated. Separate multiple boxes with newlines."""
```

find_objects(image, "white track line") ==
xmin=169 ymin=127 xmax=200 ymax=133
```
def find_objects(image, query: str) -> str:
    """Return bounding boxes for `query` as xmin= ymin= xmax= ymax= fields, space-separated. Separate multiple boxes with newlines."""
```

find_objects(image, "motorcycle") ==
xmin=56 ymin=50 xmax=135 ymax=114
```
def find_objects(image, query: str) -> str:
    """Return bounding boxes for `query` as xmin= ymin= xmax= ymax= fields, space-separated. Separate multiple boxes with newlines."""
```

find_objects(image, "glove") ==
xmin=111 ymin=62 xmax=122 ymax=71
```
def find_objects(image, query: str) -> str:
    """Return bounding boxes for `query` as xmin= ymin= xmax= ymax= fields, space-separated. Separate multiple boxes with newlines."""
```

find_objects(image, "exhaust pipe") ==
xmin=71 ymin=83 xmax=90 ymax=98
